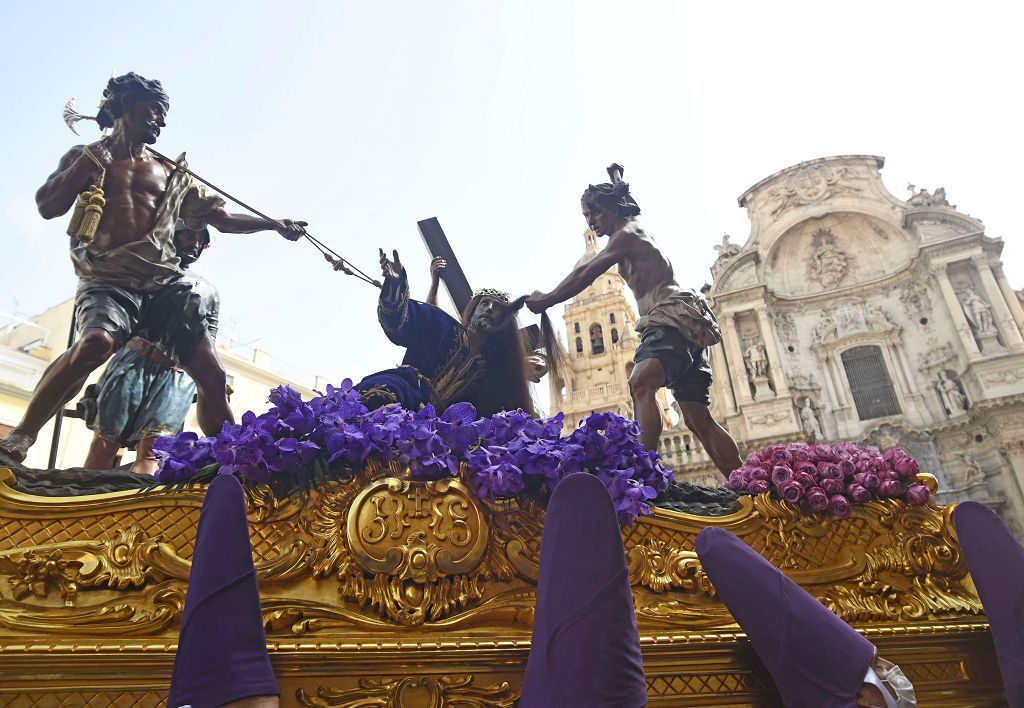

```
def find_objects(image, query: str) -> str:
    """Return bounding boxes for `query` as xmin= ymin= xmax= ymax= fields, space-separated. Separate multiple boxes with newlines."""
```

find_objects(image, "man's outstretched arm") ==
xmin=205 ymin=207 xmax=308 ymax=240
xmin=526 ymin=232 xmax=634 ymax=312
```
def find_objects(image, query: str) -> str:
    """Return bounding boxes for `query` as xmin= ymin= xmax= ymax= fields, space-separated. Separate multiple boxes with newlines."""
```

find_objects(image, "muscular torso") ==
xmin=84 ymin=142 xmax=172 ymax=250
xmin=612 ymin=223 xmax=681 ymax=315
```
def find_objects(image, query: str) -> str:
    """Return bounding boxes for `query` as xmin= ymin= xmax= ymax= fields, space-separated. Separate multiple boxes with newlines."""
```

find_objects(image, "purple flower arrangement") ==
xmin=722 ymin=442 xmax=932 ymax=518
xmin=152 ymin=380 xmax=673 ymax=525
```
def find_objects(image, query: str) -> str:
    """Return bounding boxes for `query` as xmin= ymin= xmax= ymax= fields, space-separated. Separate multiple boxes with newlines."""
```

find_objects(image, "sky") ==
xmin=2 ymin=1 xmax=1022 ymax=411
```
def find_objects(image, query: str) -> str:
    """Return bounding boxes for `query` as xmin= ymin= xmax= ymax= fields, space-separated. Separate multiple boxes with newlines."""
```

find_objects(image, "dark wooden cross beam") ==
xmin=418 ymin=217 xmax=540 ymax=349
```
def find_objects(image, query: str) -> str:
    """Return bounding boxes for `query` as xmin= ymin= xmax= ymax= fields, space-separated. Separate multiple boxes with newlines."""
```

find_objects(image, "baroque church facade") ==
xmin=551 ymin=155 xmax=1024 ymax=536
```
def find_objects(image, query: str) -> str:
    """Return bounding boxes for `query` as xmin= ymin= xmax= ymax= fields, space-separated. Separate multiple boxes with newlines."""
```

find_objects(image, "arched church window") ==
xmin=841 ymin=345 xmax=901 ymax=420
xmin=610 ymin=313 xmax=616 ymax=324
xmin=574 ymin=322 xmax=580 ymax=334
xmin=575 ymin=337 xmax=583 ymax=353
xmin=590 ymin=324 xmax=605 ymax=354
xmin=611 ymin=328 xmax=619 ymax=344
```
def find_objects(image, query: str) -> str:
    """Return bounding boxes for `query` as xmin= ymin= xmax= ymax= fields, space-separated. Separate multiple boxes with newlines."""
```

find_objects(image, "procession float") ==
xmin=0 ymin=381 xmax=1005 ymax=706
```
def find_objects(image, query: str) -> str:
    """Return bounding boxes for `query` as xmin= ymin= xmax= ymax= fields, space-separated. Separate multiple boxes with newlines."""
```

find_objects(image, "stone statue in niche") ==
xmin=713 ymin=232 xmax=740 ymax=261
xmin=799 ymin=397 xmax=824 ymax=439
xmin=935 ymin=370 xmax=968 ymax=417
xmin=959 ymin=288 xmax=996 ymax=335
xmin=743 ymin=342 xmax=770 ymax=380
xmin=806 ymin=229 xmax=850 ymax=289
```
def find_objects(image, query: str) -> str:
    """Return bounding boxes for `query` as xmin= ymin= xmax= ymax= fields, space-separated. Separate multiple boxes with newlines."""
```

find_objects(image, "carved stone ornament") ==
xmin=747 ymin=410 xmax=790 ymax=427
xmin=982 ymin=368 xmax=1024 ymax=385
xmin=900 ymin=279 xmax=933 ymax=320
xmin=907 ymin=184 xmax=954 ymax=209
xmin=767 ymin=163 xmax=862 ymax=218
xmin=713 ymin=232 xmax=741 ymax=262
xmin=805 ymin=229 xmax=851 ymax=290
xmin=917 ymin=339 xmax=958 ymax=372
xmin=954 ymin=451 xmax=985 ymax=487
xmin=813 ymin=301 xmax=895 ymax=345
xmin=773 ymin=312 xmax=798 ymax=346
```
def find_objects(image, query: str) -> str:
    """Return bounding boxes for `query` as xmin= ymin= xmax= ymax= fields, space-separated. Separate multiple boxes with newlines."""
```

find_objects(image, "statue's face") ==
xmin=123 ymin=97 xmax=167 ymax=144
xmin=469 ymin=296 xmax=505 ymax=334
xmin=581 ymin=201 xmax=617 ymax=237
xmin=174 ymin=228 xmax=208 ymax=267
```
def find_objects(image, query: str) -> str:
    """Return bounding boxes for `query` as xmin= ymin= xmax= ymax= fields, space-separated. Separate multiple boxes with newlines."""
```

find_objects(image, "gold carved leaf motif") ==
xmin=296 ymin=674 xmax=518 ymax=707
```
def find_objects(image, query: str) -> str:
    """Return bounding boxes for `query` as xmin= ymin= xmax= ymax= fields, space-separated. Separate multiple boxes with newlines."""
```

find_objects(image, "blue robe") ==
xmin=355 ymin=269 xmax=485 ymax=412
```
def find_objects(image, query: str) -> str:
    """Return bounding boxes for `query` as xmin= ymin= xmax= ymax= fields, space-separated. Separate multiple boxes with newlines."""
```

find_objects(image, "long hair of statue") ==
xmin=461 ymin=294 xmax=536 ymax=418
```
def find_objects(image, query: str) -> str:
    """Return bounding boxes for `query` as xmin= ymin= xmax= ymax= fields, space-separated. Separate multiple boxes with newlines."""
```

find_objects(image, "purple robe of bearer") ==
xmin=520 ymin=472 xmax=648 ymax=707
xmin=953 ymin=501 xmax=1024 ymax=706
xmin=168 ymin=474 xmax=279 ymax=707
xmin=696 ymin=526 xmax=916 ymax=707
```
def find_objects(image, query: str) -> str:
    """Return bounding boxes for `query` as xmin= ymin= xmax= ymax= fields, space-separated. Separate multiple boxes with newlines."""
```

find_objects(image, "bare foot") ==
xmin=0 ymin=430 xmax=34 ymax=463
xmin=129 ymin=457 xmax=159 ymax=475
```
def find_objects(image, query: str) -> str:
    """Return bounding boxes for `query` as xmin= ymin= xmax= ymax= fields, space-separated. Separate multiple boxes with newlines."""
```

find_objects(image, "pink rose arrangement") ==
xmin=723 ymin=443 xmax=931 ymax=518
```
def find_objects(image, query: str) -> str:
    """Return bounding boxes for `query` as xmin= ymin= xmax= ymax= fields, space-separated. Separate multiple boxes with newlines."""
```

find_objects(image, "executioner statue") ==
xmin=527 ymin=164 xmax=742 ymax=477
xmin=354 ymin=249 xmax=557 ymax=417
xmin=0 ymin=72 xmax=309 ymax=463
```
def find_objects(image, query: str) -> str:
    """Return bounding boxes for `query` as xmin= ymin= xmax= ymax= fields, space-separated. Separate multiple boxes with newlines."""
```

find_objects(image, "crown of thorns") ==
xmin=473 ymin=288 xmax=511 ymax=304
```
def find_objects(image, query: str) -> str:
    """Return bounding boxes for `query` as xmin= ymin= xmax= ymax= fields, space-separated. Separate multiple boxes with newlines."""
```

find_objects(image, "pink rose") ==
xmin=795 ymin=461 xmax=817 ymax=477
xmin=847 ymin=483 xmax=872 ymax=503
xmin=745 ymin=452 xmax=761 ymax=467
xmin=817 ymin=462 xmax=843 ymax=480
xmin=839 ymin=459 xmax=856 ymax=478
xmin=795 ymin=471 xmax=816 ymax=490
xmin=821 ymin=478 xmax=843 ymax=495
xmin=893 ymin=457 xmax=920 ymax=479
xmin=750 ymin=466 xmax=770 ymax=481
xmin=771 ymin=449 xmax=793 ymax=465
xmin=778 ymin=479 xmax=804 ymax=504
xmin=791 ymin=447 xmax=812 ymax=463
xmin=853 ymin=459 xmax=874 ymax=476
xmin=806 ymin=486 xmax=829 ymax=512
xmin=883 ymin=446 xmax=907 ymax=460
xmin=878 ymin=480 xmax=902 ymax=498
xmin=813 ymin=444 xmax=833 ymax=460
xmin=724 ymin=476 xmax=744 ymax=491
xmin=853 ymin=472 xmax=879 ymax=490
xmin=905 ymin=484 xmax=931 ymax=506
xmin=771 ymin=465 xmax=794 ymax=486
xmin=828 ymin=494 xmax=852 ymax=519
xmin=746 ymin=479 xmax=770 ymax=495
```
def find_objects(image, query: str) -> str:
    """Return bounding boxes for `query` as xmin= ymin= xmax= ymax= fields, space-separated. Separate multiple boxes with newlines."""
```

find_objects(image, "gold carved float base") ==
xmin=0 ymin=466 xmax=1006 ymax=706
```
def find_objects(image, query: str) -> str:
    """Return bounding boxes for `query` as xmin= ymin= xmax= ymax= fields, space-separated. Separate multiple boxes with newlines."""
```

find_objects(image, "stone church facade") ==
xmin=553 ymin=155 xmax=1024 ymax=537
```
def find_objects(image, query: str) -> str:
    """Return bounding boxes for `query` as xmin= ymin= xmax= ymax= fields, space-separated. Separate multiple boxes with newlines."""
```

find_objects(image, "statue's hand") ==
xmin=430 ymin=256 xmax=447 ymax=283
xmin=275 ymin=219 xmax=308 ymax=241
xmin=525 ymin=291 xmax=549 ymax=314
xmin=379 ymin=248 xmax=404 ymax=280
xmin=526 ymin=353 xmax=548 ymax=383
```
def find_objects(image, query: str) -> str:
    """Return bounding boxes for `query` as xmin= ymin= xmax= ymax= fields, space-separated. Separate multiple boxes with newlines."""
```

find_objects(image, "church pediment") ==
xmin=764 ymin=212 xmax=915 ymax=297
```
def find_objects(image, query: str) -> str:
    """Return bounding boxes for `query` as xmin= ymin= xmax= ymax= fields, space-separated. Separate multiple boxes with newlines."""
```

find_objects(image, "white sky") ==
xmin=2 ymin=1 xmax=1022 ymax=411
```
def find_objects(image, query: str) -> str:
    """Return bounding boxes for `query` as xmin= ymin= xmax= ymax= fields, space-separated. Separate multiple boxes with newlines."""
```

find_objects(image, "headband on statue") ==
xmin=473 ymin=288 xmax=511 ymax=304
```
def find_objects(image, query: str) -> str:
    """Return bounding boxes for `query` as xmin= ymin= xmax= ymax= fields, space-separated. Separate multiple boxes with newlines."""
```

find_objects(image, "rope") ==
xmin=145 ymin=147 xmax=381 ymax=288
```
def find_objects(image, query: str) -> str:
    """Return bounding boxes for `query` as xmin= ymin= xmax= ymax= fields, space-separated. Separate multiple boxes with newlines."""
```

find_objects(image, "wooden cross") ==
xmin=418 ymin=217 xmax=540 ymax=348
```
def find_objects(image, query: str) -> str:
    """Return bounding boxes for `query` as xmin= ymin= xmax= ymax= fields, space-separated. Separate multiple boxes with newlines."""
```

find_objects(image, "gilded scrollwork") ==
xmin=627 ymin=539 xmax=714 ymax=596
xmin=0 ymin=549 xmax=82 ymax=606
xmin=296 ymin=674 xmax=519 ymax=707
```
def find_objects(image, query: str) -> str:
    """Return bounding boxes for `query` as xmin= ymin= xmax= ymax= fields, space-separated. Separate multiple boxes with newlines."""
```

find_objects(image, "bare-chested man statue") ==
xmin=526 ymin=164 xmax=742 ymax=477
xmin=0 ymin=72 xmax=308 ymax=463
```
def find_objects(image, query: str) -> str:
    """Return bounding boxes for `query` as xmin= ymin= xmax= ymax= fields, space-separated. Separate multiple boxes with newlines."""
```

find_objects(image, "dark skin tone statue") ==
xmin=0 ymin=92 xmax=307 ymax=463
